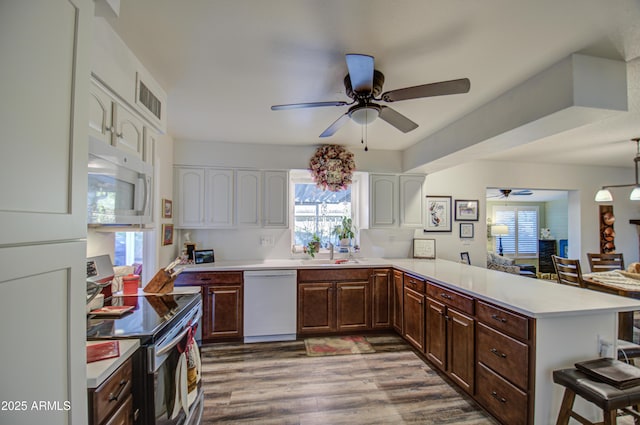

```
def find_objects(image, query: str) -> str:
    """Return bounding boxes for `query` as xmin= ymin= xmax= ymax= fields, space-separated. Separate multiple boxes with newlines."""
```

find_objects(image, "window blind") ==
xmin=493 ymin=206 xmax=539 ymax=258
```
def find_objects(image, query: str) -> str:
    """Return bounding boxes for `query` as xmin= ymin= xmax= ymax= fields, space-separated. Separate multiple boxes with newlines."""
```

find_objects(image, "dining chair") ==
xmin=552 ymin=255 xmax=586 ymax=288
xmin=587 ymin=252 xmax=625 ymax=273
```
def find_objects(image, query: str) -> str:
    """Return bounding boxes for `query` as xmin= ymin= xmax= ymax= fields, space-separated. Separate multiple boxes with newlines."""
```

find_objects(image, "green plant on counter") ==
xmin=306 ymin=233 xmax=321 ymax=258
xmin=333 ymin=216 xmax=355 ymax=240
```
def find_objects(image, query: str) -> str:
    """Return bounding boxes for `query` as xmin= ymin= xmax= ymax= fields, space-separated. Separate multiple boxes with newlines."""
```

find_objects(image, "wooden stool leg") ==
xmin=557 ymin=388 xmax=576 ymax=425
xmin=604 ymin=408 xmax=617 ymax=425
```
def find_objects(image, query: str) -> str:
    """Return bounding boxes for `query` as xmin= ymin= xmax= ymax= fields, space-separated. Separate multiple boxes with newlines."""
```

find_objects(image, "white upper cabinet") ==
xmin=88 ymin=83 xmax=114 ymax=145
xmin=175 ymin=167 xmax=288 ymax=229
xmin=399 ymin=175 xmax=425 ymax=228
xmin=112 ymin=103 xmax=144 ymax=159
xmin=236 ymin=170 xmax=261 ymax=227
xmin=205 ymin=169 xmax=235 ymax=228
xmin=176 ymin=168 xmax=205 ymax=228
xmin=370 ymin=174 xmax=425 ymax=229
xmin=370 ymin=174 xmax=399 ymax=227
xmin=263 ymin=171 xmax=289 ymax=228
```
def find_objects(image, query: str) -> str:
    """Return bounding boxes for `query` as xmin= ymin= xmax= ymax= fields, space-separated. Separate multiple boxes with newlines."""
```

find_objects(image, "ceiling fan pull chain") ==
xmin=364 ymin=110 xmax=369 ymax=152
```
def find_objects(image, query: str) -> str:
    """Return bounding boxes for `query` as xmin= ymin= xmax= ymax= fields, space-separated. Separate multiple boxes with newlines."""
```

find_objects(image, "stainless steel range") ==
xmin=87 ymin=257 xmax=204 ymax=425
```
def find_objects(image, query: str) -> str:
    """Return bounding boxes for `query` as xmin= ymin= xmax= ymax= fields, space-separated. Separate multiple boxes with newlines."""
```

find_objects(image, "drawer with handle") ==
xmin=477 ymin=323 xmax=529 ymax=390
xmin=426 ymin=283 xmax=474 ymax=315
xmin=90 ymin=357 xmax=133 ymax=425
xmin=477 ymin=300 xmax=529 ymax=341
xmin=476 ymin=362 xmax=528 ymax=425
xmin=403 ymin=273 xmax=425 ymax=294
xmin=176 ymin=271 xmax=243 ymax=286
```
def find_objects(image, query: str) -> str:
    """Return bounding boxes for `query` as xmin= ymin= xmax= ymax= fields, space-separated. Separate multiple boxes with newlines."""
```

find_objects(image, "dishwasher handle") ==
xmin=244 ymin=270 xmax=297 ymax=278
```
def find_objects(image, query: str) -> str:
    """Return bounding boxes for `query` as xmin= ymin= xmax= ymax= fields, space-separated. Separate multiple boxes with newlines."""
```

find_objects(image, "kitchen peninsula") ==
xmin=176 ymin=258 xmax=640 ymax=425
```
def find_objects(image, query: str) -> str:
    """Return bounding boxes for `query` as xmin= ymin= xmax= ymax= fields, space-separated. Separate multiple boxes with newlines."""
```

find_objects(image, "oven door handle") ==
xmin=156 ymin=310 xmax=202 ymax=356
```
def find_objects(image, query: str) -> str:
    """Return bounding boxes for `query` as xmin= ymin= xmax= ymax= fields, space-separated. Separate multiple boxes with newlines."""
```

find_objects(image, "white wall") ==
xmin=173 ymin=140 xmax=640 ymax=266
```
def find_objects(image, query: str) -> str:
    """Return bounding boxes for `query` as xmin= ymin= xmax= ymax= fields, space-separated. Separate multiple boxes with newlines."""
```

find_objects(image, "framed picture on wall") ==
xmin=460 ymin=223 xmax=474 ymax=239
xmin=455 ymin=199 xmax=479 ymax=221
xmin=413 ymin=238 xmax=436 ymax=259
xmin=162 ymin=224 xmax=174 ymax=246
xmin=163 ymin=199 xmax=173 ymax=219
xmin=424 ymin=196 xmax=452 ymax=232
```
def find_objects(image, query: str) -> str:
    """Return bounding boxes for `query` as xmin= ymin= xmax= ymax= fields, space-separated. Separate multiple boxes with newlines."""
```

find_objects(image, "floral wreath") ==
xmin=309 ymin=145 xmax=356 ymax=192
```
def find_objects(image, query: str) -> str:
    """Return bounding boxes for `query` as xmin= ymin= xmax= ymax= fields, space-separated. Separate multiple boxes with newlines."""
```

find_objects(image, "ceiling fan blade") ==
xmin=378 ymin=106 xmax=419 ymax=133
xmin=271 ymin=101 xmax=349 ymax=111
xmin=346 ymin=54 xmax=374 ymax=94
xmin=319 ymin=112 xmax=350 ymax=138
xmin=381 ymin=78 xmax=470 ymax=102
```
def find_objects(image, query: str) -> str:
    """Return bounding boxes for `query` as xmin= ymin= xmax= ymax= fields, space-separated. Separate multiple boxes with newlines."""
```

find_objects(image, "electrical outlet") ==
xmin=260 ymin=235 xmax=274 ymax=246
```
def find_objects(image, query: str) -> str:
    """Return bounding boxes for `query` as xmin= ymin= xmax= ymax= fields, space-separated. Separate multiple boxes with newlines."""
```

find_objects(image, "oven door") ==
xmin=149 ymin=304 xmax=203 ymax=425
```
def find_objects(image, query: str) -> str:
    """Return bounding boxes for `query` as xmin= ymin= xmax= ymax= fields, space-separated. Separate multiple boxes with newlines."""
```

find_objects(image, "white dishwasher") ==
xmin=243 ymin=269 xmax=297 ymax=343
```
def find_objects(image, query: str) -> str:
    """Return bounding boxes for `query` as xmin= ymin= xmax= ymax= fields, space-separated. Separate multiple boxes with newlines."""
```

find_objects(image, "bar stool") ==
xmin=553 ymin=368 xmax=640 ymax=425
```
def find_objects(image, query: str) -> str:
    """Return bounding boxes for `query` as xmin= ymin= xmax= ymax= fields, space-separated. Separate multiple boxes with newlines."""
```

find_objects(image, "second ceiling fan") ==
xmin=271 ymin=53 xmax=471 ymax=138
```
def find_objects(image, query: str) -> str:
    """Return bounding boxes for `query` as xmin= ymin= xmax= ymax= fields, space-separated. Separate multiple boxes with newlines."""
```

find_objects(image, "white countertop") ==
xmin=86 ymin=339 xmax=139 ymax=389
xmin=182 ymin=257 xmax=640 ymax=319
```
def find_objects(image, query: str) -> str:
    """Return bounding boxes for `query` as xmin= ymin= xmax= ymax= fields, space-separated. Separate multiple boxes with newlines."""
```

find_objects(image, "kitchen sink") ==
xmin=300 ymin=258 xmax=360 ymax=265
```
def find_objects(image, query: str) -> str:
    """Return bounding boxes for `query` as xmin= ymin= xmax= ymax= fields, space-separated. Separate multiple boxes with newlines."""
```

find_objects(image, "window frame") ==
xmin=290 ymin=170 xmax=362 ymax=251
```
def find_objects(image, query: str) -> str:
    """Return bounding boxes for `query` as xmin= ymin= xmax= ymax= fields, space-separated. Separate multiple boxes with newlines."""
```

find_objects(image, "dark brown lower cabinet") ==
xmin=174 ymin=271 xmax=243 ymax=342
xmin=392 ymin=270 xmax=403 ymax=333
xmin=371 ymin=268 xmax=392 ymax=329
xmin=403 ymin=286 xmax=425 ymax=351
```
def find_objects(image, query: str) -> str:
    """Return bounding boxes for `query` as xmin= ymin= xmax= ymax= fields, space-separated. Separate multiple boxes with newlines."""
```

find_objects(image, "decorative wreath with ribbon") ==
xmin=309 ymin=145 xmax=356 ymax=192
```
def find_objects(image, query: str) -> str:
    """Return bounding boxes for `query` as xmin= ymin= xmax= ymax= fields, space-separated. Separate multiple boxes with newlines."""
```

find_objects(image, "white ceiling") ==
xmin=100 ymin=0 xmax=640 ymax=168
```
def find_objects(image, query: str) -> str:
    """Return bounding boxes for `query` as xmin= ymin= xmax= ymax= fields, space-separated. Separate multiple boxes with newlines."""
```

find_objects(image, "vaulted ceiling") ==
xmin=100 ymin=0 xmax=640 ymax=170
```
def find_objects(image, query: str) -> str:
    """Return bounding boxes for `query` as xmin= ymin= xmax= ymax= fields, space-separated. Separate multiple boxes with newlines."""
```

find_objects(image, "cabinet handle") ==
xmin=490 ymin=348 xmax=507 ymax=358
xmin=199 ymin=277 xmax=212 ymax=281
xmin=491 ymin=314 xmax=507 ymax=323
xmin=491 ymin=391 xmax=507 ymax=403
xmin=440 ymin=292 xmax=452 ymax=300
xmin=108 ymin=379 xmax=128 ymax=402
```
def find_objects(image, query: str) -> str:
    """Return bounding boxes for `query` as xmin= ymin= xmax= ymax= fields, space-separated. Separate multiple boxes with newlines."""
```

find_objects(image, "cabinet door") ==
xmin=143 ymin=126 xmax=157 ymax=166
xmin=298 ymin=282 xmax=334 ymax=334
xmin=403 ymin=287 xmax=425 ymax=351
xmin=425 ymin=297 xmax=447 ymax=370
xmin=88 ymin=82 xmax=114 ymax=145
xmin=112 ymin=104 xmax=144 ymax=158
xmin=371 ymin=269 xmax=391 ymax=329
xmin=399 ymin=175 xmax=425 ymax=228
xmin=447 ymin=309 xmax=475 ymax=394
xmin=336 ymin=281 xmax=370 ymax=331
xmin=176 ymin=168 xmax=205 ymax=228
xmin=370 ymin=174 xmax=398 ymax=227
xmin=263 ymin=170 xmax=288 ymax=227
xmin=204 ymin=284 xmax=243 ymax=340
xmin=236 ymin=170 xmax=261 ymax=227
xmin=393 ymin=270 xmax=404 ymax=333
xmin=205 ymin=169 xmax=234 ymax=228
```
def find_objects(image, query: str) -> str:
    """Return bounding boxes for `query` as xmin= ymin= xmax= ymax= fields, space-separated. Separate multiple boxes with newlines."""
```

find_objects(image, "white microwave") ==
xmin=87 ymin=137 xmax=153 ymax=225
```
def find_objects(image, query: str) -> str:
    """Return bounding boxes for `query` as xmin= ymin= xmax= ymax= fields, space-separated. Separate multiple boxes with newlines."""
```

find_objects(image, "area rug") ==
xmin=304 ymin=335 xmax=375 ymax=357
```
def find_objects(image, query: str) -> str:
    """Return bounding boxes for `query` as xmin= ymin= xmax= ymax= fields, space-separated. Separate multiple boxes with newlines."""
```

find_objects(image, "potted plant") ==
xmin=306 ymin=233 xmax=321 ymax=258
xmin=333 ymin=216 xmax=355 ymax=246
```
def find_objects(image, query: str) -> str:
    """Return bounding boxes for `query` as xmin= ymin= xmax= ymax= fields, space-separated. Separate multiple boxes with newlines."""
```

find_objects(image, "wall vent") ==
xmin=138 ymin=81 xmax=161 ymax=120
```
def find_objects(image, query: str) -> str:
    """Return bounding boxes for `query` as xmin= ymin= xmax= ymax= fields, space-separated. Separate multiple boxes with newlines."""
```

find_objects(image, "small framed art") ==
xmin=460 ymin=252 xmax=470 ymax=265
xmin=413 ymin=238 xmax=436 ymax=259
xmin=425 ymin=196 xmax=452 ymax=232
xmin=163 ymin=199 xmax=173 ymax=219
xmin=162 ymin=224 xmax=174 ymax=246
xmin=454 ymin=199 xmax=478 ymax=221
xmin=460 ymin=222 xmax=474 ymax=239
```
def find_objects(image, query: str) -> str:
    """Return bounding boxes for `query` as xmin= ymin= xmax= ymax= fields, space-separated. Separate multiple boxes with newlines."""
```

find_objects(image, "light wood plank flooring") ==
xmin=199 ymin=333 xmax=500 ymax=424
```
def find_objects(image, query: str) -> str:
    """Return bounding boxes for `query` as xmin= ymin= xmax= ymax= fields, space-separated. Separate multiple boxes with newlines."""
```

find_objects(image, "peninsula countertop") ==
xmin=178 ymin=258 xmax=640 ymax=319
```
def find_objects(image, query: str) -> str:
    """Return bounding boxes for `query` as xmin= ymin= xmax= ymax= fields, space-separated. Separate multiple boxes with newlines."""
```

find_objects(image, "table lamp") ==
xmin=491 ymin=224 xmax=509 ymax=256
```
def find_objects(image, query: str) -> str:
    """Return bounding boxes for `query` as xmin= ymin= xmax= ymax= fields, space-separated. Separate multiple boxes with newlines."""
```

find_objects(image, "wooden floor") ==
xmin=199 ymin=333 xmax=500 ymax=424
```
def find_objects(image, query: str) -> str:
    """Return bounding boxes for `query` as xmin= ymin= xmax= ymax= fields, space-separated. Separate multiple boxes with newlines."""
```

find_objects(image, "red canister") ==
xmin=122 ymin=274 xmax=140 ymax=295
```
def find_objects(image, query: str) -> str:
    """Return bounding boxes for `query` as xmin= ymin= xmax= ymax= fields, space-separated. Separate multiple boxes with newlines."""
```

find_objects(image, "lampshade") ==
xmin=630 ymin=187 xmax=640 ymax=201
xmin=594 ymin=188 xmax=613 ymax=202
xmin=491 ymin=224 xmax=509 ymax=236
xmin=349 ymin=106 xmax=379 ymax=124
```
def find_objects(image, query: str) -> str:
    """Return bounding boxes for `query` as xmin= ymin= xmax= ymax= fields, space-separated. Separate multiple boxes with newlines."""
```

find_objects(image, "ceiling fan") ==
xmin=488 ymin=189 xmax=534 ymax=199
xmin=271 ymin=53 xmax=470 ymax=139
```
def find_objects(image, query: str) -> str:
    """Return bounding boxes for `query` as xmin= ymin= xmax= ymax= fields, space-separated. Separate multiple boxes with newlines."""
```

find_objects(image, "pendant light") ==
xmin=595 ymin=138 xmax=640 ymax=202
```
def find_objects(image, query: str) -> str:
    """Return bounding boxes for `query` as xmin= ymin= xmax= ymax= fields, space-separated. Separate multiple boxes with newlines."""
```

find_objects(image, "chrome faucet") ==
xmin=328 ymin=242 xmax=334 ymax=260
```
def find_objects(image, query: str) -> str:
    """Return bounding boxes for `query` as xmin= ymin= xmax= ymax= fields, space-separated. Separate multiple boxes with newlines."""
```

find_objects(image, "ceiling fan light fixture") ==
xmin=349 ymin=105 xmax=379 ymax=125
xmin=595 ymin=188 xmax=614 ymax=202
